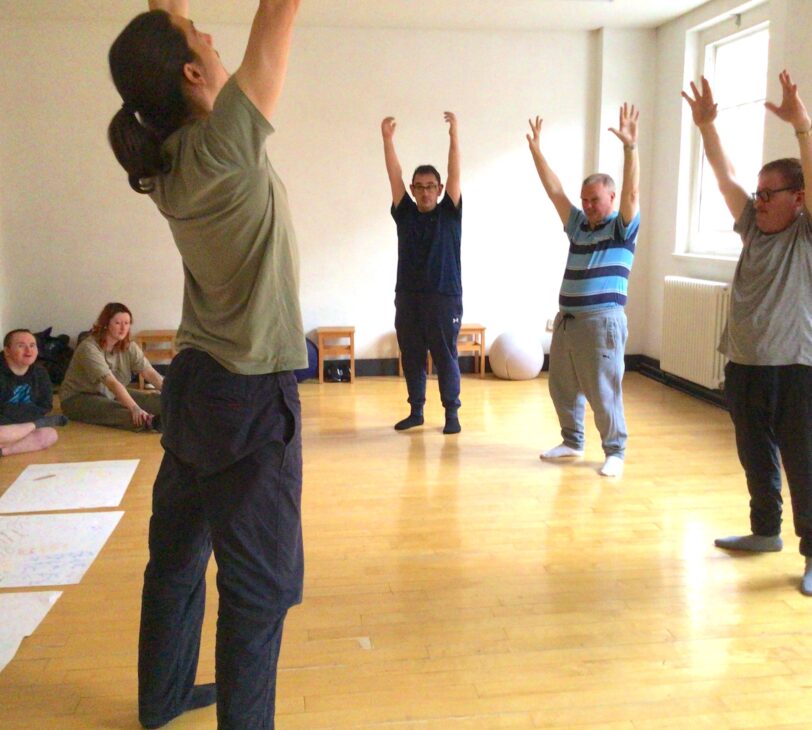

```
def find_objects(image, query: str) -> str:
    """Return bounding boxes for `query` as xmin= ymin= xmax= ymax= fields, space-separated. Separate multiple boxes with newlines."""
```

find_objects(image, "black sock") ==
xmin=394 ymin=411 xmax=424 ymax=431
xmin=34 ymin=415 xmax=68 ymax=428
xmin=185 ymin=683 xmax=216 ymax=711
xmin=443 ymin=411 xmax=461 ymax=435
xmin=141 ymin=683 xmax=216 ymax=729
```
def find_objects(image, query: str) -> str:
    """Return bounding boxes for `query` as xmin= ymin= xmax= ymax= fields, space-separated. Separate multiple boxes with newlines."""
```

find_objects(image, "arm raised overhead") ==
xmin=526 ymin=116 xmax=573 ymax=227
xmin=765 ymin=69 xmax=812 ymax=216
xmin=682 ymin=76 xmax=749 ymax=222
xmin=444 ymin=111 xmax=461 ymax=208
xmin=381 ymin=116 xmax=407 ymax=208
xmin=608 ymin=102 xmax=640 ymax=226
xmin=235 ymin=0 xmax=301 ymax=122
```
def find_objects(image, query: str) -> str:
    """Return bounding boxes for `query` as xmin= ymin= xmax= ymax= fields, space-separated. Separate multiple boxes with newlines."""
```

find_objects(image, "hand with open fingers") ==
xmin=608 ymin=102 xmax=639 ymax=146
xmin=130 ymin=406 xmax=151 ymax=428
xmin=765 ymin=69 xmax=812 ymax=131
xmin=526 ymin=116 xmax=543 ymax=153
xmin=681 ymin=76 xmax=717 ymax=127
xmin=381 ymin=116 xmax=397 ymax=139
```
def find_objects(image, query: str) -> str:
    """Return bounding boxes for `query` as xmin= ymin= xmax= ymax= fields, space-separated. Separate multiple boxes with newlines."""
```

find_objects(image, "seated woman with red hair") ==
xmin=60 ymin=303 xmax=163 ymax=431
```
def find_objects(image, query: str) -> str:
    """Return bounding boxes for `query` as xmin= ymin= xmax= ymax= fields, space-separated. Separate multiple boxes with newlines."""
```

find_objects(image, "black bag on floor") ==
xmin=34 ymin=326 xmax=74 ymax=384
xmin=325 ymin=363 xmax=351 ymax=382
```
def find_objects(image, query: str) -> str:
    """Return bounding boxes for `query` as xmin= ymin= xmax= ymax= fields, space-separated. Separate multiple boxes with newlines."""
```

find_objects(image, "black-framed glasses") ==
xmin=412 ymin=183 xmax=439 ymax=192
xmin=750 ymin=186 xmax=797 ymax=203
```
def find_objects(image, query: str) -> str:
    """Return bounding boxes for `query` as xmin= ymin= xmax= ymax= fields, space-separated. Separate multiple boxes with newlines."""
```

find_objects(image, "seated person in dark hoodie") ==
xmin=0 ymin=329 xmax=65 ymax=457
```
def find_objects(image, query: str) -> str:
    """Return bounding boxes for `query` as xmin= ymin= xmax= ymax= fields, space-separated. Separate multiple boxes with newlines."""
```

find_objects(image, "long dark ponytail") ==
xmin=108 ymin=10 xmax=194 ymax=193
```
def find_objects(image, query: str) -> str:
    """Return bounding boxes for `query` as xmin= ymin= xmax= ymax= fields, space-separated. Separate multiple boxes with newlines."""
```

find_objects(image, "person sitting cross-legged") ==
xmin=0 ymin=328 xmax=65 ymax=457
xmin=60 ymin=303 xmax=163 ymax=432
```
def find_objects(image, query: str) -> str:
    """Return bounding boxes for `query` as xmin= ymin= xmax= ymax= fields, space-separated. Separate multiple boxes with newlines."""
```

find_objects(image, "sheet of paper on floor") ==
xmin=0 ymin=512 xmax=124 ymax=588
xmin=0 ymin=460 xmax=139 ymax=513
xmin=0 ymin=591 xmax=61 ymax=673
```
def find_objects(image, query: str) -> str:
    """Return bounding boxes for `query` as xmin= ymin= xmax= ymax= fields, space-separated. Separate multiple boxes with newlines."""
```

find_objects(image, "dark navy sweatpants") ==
xmin=138 ymin=349 xmax=303 ymax=729
xmin=395 ymin=291 xmax=462 ymax=412
xmin=724 ymin=362 xmax=812 ymax=556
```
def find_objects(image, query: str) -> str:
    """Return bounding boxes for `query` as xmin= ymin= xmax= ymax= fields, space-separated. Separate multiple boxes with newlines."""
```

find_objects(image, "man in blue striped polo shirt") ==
xmin=526 ymin=103 xmax=640 ymax=477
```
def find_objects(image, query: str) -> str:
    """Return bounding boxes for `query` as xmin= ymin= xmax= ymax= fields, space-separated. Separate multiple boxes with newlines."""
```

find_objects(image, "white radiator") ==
xmin=661 ymin=276 xmax=730 ymax=390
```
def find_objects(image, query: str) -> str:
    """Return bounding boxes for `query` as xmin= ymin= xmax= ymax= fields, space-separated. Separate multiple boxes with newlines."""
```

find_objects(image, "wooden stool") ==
xmin=456 ymin=323 xmax=486 ymax=377
xmin=316 ymin=326 xmax=355 ymax=383
xmin=398 ymin=323 xmax=486 ymax=378
xmin=133 ymin=329 xmax=177 ymax=389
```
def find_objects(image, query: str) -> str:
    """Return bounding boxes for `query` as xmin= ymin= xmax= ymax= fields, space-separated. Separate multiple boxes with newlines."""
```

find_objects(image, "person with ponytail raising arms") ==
xmin=108 ymin=1 xmax=305 ymax=727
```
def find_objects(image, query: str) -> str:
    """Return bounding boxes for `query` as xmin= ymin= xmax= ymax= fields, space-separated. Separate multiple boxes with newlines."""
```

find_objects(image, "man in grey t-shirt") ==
xmin=683 ymin=70 xmax=812 ymax=595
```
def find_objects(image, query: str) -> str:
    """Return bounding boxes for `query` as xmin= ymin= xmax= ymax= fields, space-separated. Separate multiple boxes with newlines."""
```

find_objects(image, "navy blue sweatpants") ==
xmin=395 ymin=291 xmax=462 ymax=412
xmin=138 ymin=349 xmax=303 ymax=729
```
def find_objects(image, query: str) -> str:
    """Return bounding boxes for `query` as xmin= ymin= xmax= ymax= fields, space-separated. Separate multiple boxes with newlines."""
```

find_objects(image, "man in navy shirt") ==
xmin=382 ymin=112 xmax=463 ymax=434
xmin=0 ymin=329 xmax=64 ymax=456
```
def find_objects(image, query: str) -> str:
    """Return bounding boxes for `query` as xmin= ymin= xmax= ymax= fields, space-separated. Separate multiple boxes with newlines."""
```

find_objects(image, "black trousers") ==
xmin=395 ymin=291 xmax=462 ymax=411
xmin=138 ymin=349 xmax=303 ymax=729
xmin=724 ymin=362 xmax=812 ymax=555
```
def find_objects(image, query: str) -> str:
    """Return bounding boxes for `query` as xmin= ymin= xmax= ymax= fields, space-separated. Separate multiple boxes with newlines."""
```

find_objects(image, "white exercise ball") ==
xmin=489 ymin=332 xmax=544 ymax=380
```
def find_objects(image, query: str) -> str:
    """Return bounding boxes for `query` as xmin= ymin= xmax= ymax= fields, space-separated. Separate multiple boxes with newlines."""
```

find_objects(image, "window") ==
xmin=686 ymin=8 xmax=769 ymax=258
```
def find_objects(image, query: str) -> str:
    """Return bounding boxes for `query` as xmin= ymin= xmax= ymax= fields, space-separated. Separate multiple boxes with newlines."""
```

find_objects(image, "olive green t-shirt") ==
xmin=149 ymin=76 xmax=306 ymax=375
xmin=60 ymin=337 xmax=148 ymax=403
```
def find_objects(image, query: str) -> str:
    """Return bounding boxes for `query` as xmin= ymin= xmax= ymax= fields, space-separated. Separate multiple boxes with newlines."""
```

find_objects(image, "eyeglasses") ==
xmin=412 ymin=183 xmax=439 ymax=192
xmin=750 ymin=186 xmax=798 ymax=203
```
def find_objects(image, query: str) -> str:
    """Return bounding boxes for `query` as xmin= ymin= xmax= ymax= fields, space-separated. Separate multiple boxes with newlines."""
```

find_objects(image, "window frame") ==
xmin=684 ymin=5 xmax=770 ymax=259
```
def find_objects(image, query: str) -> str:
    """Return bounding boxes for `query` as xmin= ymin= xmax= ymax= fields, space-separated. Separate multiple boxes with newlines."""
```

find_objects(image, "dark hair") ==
xmin=91 ymin=303 xmax=133 ymax=353
xmin=108 ymin=10 xmax=195 ymax=194
xmin=760 ymin=157 xmax=804 ymax=191
xmin=3 ymin=329 xmax=34 ymax=348
xmin=582 ymin=173 xmax=616 ymax=193
xmin=412 ymin=165 xmax=442 ymax=185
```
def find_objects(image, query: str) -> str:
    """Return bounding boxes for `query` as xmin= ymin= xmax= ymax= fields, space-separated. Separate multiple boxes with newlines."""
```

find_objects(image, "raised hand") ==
xmin=381 ymin=116 xmax=397 ymax=140
xmin=608 ymin=102 xmax=639 ymax=146
xmin=681 ymin=77 xmax=717 ymax=127
xmin=444 ymin=111 xmax=458 ymax=136
xmin=526 ymin=116 xmax=543 ymax=153
xmin=765 ymin=69 xmax=812 ymax=130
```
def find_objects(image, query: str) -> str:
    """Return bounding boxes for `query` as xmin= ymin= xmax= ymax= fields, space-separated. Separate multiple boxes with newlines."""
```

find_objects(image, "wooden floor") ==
xmin=1 ymin=373 xmax=810 ymax=730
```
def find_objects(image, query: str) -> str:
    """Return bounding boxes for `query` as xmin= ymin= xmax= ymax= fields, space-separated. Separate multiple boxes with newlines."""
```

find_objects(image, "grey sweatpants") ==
xmin=548 ymin=307 xmax=628 ymax=458
xmin=61 ymin=388 xmax=162 ymax=431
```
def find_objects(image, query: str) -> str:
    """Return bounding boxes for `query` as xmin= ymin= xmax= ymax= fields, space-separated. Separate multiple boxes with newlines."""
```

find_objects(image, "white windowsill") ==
xmin=672 ymin=251 xmax=739 ymax=264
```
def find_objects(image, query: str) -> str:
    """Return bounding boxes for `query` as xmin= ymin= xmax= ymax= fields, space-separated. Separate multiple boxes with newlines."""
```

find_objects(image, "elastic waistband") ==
xmin=559 ymin=307 xmax=625 ymax=321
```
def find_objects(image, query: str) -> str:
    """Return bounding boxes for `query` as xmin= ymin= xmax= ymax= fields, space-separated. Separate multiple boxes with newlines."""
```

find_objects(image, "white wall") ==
xmin=0 ymin=212 xmax=7 ymax=339
xmin=596 ymin=28 xmax=658 ymax=354
xmin=646 ymin=0 xmax=812 ymax=359
xmin=0 ymin=19 xmax=186 ymax=341
xmin=763 ymin=0 xmax=812 ymax=163
xmin=0 ymin=17 xmax=655 ymax=359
